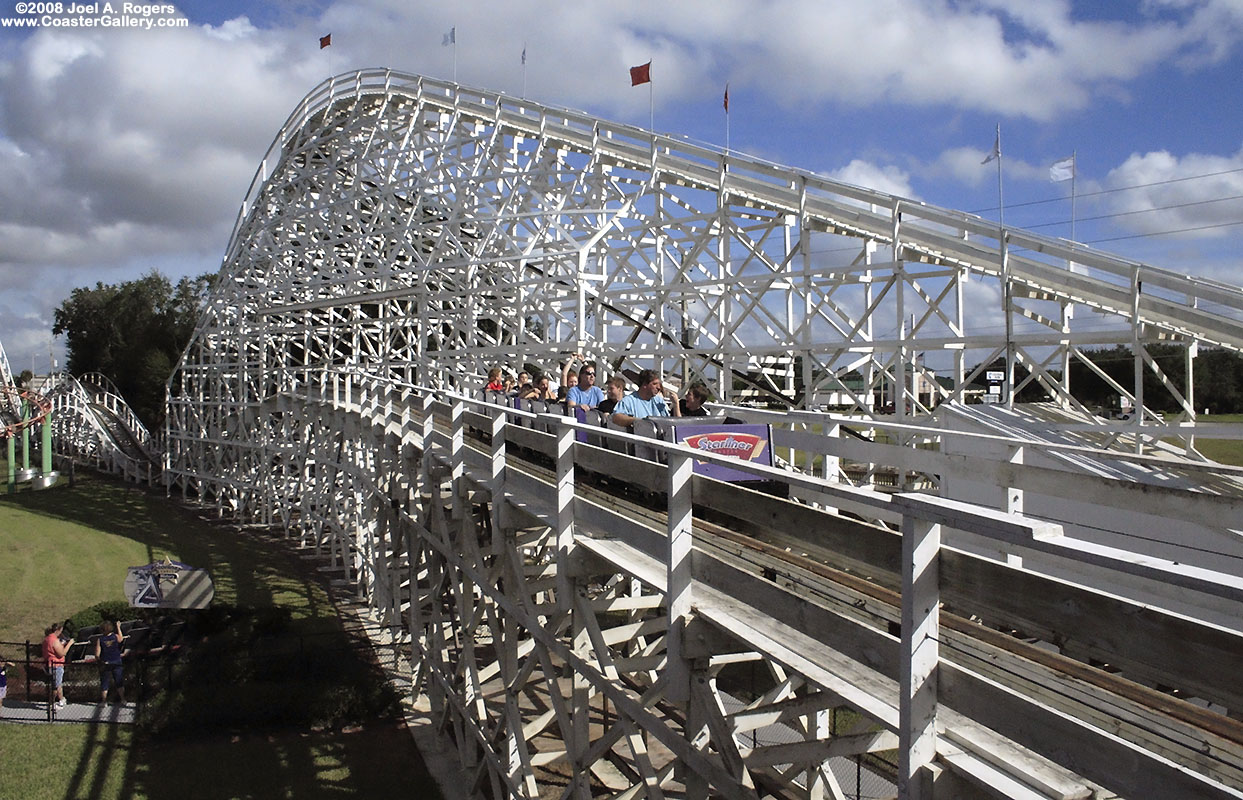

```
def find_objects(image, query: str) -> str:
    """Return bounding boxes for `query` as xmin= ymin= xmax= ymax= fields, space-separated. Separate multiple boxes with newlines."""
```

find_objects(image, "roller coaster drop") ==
xmin=93 ymin=70 xmax=1243 ymax=798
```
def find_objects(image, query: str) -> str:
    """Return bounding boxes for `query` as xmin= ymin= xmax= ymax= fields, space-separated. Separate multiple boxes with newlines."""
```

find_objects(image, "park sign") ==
xmin=673 ymin=423 xmax=773 ymax=483
xmin=124 ymin=557 xmax=215 ymax=609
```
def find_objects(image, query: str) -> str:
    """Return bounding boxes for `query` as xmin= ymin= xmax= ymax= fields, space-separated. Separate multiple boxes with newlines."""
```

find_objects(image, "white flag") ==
xmin=442 ymin=26 xmax=455 ymax=46
xmin=981 ymin=130 xmax=1000 ymax=165
xmin=1050 ymin=155 xmax=1075 ymax=182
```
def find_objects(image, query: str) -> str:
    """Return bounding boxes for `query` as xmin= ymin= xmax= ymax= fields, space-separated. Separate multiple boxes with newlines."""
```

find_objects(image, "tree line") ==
xmin=1064 ymin=343 xmax=1243 ymax=415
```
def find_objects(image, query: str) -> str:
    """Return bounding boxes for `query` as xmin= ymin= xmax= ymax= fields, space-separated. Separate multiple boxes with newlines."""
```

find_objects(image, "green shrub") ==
xmin=67 ymin=599 xmax=138 ymax=633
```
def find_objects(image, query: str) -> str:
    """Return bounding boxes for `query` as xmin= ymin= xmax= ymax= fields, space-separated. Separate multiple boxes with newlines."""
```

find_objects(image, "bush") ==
xmin=67 ymin=600 xmax=137 ymax=634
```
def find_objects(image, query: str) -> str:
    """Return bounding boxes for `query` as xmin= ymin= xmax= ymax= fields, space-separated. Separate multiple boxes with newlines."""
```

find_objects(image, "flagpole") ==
xmin=724 ymin=83 xmax=730 ymax=155
xmin=994 ymin=123 xmax=1014 ymax=408
xmin=1070 ymin=150 xmax=1077 ymax=244
xmin=995 ymin=124 xmax=1004 ymax=228
xmin=649 ymin=80 xmax=654 ymax=132
xmin=521 ymin=43 xmax=527 ymax=98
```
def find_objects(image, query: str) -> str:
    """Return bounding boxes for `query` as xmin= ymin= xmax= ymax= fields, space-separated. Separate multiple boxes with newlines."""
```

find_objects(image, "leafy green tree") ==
xmin=1195 ymin=348 xmax=1243 ymax=414
xmin=52 ymin=270 xmax=214 ymax=429
xmin=1067 ymin=343 xmax=1243 ymax=414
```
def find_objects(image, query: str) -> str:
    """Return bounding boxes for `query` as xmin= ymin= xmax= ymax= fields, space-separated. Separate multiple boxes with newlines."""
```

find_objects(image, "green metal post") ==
xmin=21 ymin=399 xmax=30 ymax=470
xmin=42 ymin=409 xmax=53 ymax=475
xmin=6 ymin=433 xmax=14 ymax=494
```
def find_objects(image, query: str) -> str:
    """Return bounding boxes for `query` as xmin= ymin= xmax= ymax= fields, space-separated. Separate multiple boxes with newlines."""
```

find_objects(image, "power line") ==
xmin=971 ymin=164 xmax=1243 ymax=215
xmin=798 ymin=167 xmax=1243 ymax=256
xmin=1025 ymin=193 xmax=1243 ymax=230
xmin=1086 ymin=219 xmax=1243 ymax=244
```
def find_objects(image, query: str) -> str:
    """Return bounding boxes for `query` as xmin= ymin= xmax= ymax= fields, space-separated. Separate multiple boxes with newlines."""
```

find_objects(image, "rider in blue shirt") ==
xmin=611 ymin=369 xmax=681 ymax=427
xmin=565 ymin=359 xmax=604 ymax=410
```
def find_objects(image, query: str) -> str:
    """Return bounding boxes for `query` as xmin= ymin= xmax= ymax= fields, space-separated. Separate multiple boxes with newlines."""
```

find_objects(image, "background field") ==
xmin=0 ymin=472 xmax=440 ymax=800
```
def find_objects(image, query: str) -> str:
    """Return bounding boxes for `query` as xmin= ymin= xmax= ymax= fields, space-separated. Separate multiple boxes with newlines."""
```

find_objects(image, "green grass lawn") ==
xmin=2 ymin=722 xmax=437 ymax=800
xmin=1186 ymin=414 xmax=1243 ymax=466
xmin=0 ymin=472 xmax=334 ymax=643
xmin=0 ymin=471 xmax=441 ymax=800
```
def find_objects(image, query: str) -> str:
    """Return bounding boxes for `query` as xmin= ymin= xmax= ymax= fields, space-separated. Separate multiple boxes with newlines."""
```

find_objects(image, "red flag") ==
xmin=319 ymin=34 xmax=331 ymax=49
xmin=723 ymin=84 xmax=729 ymax=113
xmin=630 ymin=61 xmax=651 ymax=86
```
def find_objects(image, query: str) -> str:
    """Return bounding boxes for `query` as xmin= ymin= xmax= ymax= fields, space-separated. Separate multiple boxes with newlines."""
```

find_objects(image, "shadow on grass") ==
xmin=130 ymin=724 xmax=442 ymax=800
xmin=2 ymin=470 xmax=443 ymax=800
xmin=4 ymin=471 xmax=328 ymax=621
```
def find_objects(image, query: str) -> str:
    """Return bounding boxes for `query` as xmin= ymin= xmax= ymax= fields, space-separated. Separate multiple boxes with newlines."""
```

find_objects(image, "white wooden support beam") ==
xmin=449 ymin=398 xmax=464 ymax=483
xmin=547 ymin=415 xmax=592 ymax=800
xmin=899 ymin=513 xmax=940 ymax=800
xmin=744 ymin=730 xmax=901 ymax=767
xmin=822 ymin=422 xmax=840 ymax=483
xmin=419 ymin=392 xmax=435 ymax=483
xmin=667 ymin=448 xmax=695 ymax=705
xmin=552 ymin=415 xmax=576 ymax=613
xmin=893 ymin=492 xmax=1062 ymax=548
xmin=1005 ymin=444 xmax=1024 ymax=567
xmin=489 ymin=407 xmax=507 ymax=555
xmin=449 ymin=398 xmax=465 ymax=519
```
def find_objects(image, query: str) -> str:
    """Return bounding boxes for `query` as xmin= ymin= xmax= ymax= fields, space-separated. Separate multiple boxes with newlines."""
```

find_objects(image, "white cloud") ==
xmin=3 ymin=0 xmax=1243 ymax=371
xmin=0 ymin=18 xmax=315 ymax=269
xmin=1104 ymin=147 xmax=1243 ymax=237
xmin=829 ymin=159 xmax=916 ymax=199
xmin=297 ymin=0 xmax=1237 ymax=122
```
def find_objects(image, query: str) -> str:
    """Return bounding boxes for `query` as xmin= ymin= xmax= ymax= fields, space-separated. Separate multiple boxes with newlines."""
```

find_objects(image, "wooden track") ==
xmin=218 ymin=382 xmax=1243 ymax=800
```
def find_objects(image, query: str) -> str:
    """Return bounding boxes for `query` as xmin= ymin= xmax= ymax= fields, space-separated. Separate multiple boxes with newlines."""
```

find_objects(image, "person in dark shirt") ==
xmin=519 ymin=373 xmax=557 ymax=401
xmin=597 ymin=375 xmax=627 ymax=415
xmin=95 ymin=619 xmax=125 ymax=705
xmin=0 ymin=657 xmax=13 ymax=707
xmin=679 ymin=382 xmax=711 ymax=417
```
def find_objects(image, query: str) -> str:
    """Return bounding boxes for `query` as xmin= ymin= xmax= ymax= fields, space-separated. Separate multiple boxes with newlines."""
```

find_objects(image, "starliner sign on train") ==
xmin=672 ymin=423 xmax=774 ymax=483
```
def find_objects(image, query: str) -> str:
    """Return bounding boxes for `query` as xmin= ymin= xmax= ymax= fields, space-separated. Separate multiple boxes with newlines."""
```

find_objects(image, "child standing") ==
xmin=0 ymin=657 xmax=12 ymax=711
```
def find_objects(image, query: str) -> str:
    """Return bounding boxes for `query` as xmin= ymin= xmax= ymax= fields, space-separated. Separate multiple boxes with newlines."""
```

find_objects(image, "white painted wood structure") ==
xmin=37 ymin=370 xmax=158 ymax=482
xmin=158 ymin=71 xmax=1243 ymax=799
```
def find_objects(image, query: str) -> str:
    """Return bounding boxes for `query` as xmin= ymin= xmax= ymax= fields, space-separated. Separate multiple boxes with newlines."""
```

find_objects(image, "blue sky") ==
xmin=2 ymin=0 xmax=1243 ymax=373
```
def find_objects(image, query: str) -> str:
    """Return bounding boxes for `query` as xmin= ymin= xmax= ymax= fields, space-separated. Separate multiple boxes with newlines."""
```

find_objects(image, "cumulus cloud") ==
xmin=828 ymin=159 xmax=916 ymax=199
xmin=1103 ymin=147 xmax=1243 ymax=237
xmin=0 ymin=17 xmax=315 ymax=269
xmin=302 ymin=0 xmax=1243 ymax=122
xmin=2 ymin=0 xmax=1243 ymax=369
